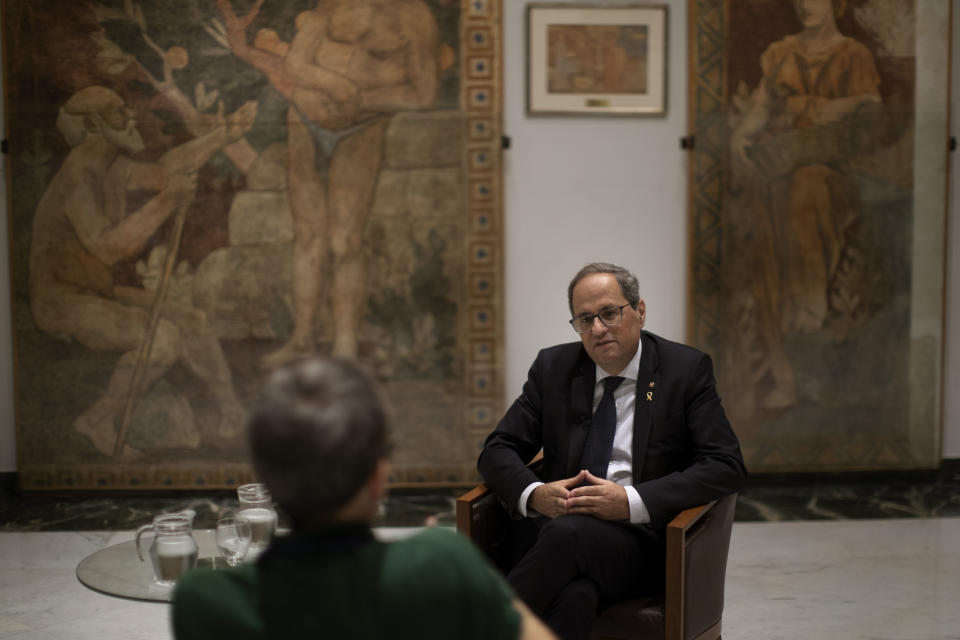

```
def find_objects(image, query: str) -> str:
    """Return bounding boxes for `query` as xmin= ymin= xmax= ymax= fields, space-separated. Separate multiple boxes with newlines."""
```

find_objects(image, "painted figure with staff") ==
xmin=28 ymin=85 xmax=256 ymax=458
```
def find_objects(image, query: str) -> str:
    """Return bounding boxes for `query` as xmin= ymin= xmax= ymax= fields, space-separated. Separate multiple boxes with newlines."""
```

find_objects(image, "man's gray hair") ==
xmin=57 ymin=86 xmax=124 ymax=148
xmin=567 ymin=262 xmax=641 ymax=315
xmin=247 ymin=357 xmax=393 ymax=528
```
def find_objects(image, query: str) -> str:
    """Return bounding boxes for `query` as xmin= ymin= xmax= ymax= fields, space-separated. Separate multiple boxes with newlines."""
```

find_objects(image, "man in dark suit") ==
xmin=478 ymin=262 xmax=746 ymax=640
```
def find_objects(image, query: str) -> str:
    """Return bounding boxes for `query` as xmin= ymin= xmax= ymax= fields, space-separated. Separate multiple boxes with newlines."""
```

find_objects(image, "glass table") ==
xmin=76 ymin=526 xmax=419 ymax=602
xmin=76 ymin=529 xmax=220 ymax=603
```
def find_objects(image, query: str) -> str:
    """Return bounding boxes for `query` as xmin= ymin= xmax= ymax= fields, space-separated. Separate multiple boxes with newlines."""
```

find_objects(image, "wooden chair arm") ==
xmin=456 ymin=451 xmax=544 ymax=552
xmin=455 ymin=482 xmax=493 ymax=537
xmin=666 ymin=501 xmax=715 ymax=533
xmin=664 ymin=493 xmax=737 ymax=640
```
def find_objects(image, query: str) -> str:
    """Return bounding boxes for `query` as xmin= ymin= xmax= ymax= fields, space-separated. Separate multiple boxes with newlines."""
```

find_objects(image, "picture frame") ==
xmin=526 ymin=3 xmax=667 ymax=116
xmin=686 ymin=0 xmax=950 ymax=472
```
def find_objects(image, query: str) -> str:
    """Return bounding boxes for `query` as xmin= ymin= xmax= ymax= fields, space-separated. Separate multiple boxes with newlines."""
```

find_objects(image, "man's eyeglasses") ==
xmin=569 ymin=303 xmax=632 ymax=334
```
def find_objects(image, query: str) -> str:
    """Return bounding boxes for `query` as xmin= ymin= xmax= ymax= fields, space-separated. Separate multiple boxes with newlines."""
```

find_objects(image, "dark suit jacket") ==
xmin=478 ymin=331 xmax=746 ymax=529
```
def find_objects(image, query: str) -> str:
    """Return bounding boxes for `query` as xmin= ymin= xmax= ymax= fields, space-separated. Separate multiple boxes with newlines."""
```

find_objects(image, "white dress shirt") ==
xmin=518 ymin=342 xmax=651 ymax=524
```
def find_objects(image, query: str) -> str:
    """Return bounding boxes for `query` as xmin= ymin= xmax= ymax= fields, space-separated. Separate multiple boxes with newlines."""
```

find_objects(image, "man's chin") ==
xmin=588 ymin=342 xmax=620 ymax=363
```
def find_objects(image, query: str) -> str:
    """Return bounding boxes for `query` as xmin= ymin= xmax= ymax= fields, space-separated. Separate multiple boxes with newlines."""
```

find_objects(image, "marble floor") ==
xmin=1 ymin=518 xmax=958 ymax=640
xmin=2 ymin=465 xmax=959 ymax=639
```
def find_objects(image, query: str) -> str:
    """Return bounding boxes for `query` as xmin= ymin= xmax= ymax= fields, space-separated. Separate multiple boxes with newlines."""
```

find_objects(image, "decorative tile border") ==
xmin=688 ymin=0 xmax=726 ymax=351
xmin=20 ymin=465 xmax=259 ymax=490
xmin=459 ymin=0 xmax=503 ymax=478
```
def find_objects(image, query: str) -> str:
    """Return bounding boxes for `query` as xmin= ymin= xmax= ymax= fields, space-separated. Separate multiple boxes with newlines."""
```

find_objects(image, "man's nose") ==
xmin=591 ymin=316 xmax=607 ymax=334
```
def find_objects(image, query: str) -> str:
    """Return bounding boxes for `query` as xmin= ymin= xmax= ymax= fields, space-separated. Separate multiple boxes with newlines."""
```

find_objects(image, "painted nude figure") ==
xmin=216 ymin=0 xmax=441 ymax=364
xmin=29 ymin=86 xmax=254 ymax=456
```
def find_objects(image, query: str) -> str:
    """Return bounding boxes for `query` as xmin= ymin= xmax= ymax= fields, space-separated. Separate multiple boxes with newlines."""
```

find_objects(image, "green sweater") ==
xmin=172 ymin=526 xmax=520 ymax=639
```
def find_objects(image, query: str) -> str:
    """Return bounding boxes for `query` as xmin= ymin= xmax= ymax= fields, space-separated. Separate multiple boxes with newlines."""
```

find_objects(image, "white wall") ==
xmin=501 ymin=0 xmax=689 ymax=394
xmin=0 ymin=0 xmax=956 ymax=471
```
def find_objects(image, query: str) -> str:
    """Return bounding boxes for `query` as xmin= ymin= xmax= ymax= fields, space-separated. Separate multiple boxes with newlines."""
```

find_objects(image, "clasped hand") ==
xmin=529 ymin=470 xmax=629 ymax=521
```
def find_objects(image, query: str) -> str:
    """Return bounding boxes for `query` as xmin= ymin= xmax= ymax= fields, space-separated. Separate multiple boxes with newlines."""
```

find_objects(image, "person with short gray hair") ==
xmin=566 ymin=262 xmax=640 ymax=316
xmin=480 ymin=262 xmax=746 ymax=640
xmin=173 ymin=356 xmax=557 ymax=640
xmin=246 ymin=357 xmax=393 ymax=528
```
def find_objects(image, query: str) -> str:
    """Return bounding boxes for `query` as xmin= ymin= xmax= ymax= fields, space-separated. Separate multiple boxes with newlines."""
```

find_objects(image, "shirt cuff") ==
xmin=518 ymin=482 xmax=544 ymax=517
xmin=625 ymin=486 xmax=650 ymax=524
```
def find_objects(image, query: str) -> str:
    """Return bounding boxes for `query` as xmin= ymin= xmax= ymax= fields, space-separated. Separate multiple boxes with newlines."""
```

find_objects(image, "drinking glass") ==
xmin=215 ymin=512 xmax=252 ymax=567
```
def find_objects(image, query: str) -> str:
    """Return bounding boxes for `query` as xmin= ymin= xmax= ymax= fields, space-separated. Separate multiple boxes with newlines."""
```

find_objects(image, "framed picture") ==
xmin=526 ymin=3 xmax=667 ymax=116
xmin=687 ymin=0 xmax=950 ymax=472
xmin=3 ymin=0 xmax=504 ymax=489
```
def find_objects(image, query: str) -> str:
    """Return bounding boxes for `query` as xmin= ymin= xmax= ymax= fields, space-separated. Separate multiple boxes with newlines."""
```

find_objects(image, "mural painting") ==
xmin=689 ymin=0 xmax=948 ymax=471
xmin=546 ymin=24 xmax=648 ymax=94
xmin=4 ymin=0 xmax=504 ymax=488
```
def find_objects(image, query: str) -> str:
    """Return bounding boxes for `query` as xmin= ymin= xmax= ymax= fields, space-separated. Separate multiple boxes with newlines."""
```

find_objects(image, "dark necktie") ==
xmin=579 ymin=376 xmax=624 ymax=479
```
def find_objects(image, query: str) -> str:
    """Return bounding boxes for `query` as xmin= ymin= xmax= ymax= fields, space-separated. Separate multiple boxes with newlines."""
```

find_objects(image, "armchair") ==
xmin=456 ymin=455 xmax=737 ymax=640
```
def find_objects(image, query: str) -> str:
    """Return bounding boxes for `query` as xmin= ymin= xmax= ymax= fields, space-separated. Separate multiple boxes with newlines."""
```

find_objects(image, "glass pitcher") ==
xmin=236 ymin=483 xmax=278 ymax=558
xmin=135 ymin=513 xmax=198 ymax=586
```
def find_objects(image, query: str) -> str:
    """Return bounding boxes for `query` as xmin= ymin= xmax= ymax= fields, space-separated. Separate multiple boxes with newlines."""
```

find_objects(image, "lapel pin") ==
xmin=646 ymin=391 xmax=654 ymax=402
xmin=648 ymin=381 xmax=655 ymax=388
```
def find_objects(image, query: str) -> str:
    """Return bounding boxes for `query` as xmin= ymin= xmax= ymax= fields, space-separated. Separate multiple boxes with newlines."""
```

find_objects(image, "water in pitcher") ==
xmin=136 ymin=513 xmax=198 ymax=587
xmin=237 ymin=483 xmax=278 ymax=558
xmin=152 ymin=538 xmax=199 ymax=585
